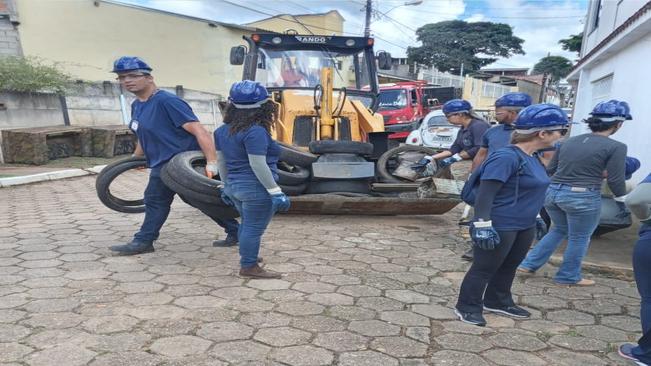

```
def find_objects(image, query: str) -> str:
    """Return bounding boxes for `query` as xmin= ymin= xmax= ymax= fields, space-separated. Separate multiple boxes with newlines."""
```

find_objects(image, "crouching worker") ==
xmin=455 ymin=104 xmax=569 ymax=326
xmin=109 ymin=56 xmax=239 ymax=255
xmin=215 ymin=81 xmax=290 ymax=279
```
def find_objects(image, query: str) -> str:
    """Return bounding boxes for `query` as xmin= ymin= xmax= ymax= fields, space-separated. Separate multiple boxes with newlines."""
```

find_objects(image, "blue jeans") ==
xmin=134 ymin=168 xmax=239 ymax=241
xmin=519 ymin=184 xmax=601 ymax=284
xmin=225 ymin=181 xmax=274 ymax=268
xmin=633 ymin=227 xmax=651 ymax=363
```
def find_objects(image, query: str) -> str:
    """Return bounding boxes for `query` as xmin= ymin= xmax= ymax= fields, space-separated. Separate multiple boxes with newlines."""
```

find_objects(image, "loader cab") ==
xmin=230 ymin=33 xmax=389 ymax=111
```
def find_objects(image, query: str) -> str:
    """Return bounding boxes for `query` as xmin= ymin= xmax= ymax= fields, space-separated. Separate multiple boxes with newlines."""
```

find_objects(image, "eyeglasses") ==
xmin=445 ymin=113 xmax=462 ymax=118
xmin=547 ymin=128 xmax=569 ymax=136
xmin=116 ymin=74 xmax=147 ymax=82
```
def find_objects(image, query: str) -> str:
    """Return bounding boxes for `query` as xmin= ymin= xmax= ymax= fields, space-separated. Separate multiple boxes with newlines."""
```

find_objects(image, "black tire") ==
xmin=178 ymin=195 xmax=239 ymax=220
xmin=277 ymin=162 xmax=310 ymax=185
xmin=161 ymin=151 xmax=227 ymax=205
xmin=280 ymin=183 xmax=308 ymax=196
xmin=306 ymin=179 xmax=371 ymax=194
xmin=377 ymin=145 xmax=442 ymax=183
xmin=308 ymin=140 xmax=374 ymax=155
xmin=95 ymin=156 xmax=147 ymax=213
xmin=278 ymin=142 xmax=318 ymax=167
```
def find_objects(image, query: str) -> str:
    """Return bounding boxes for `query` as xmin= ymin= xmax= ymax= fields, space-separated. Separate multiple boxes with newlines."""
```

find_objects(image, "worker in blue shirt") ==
xmin=108 ymin=56 xmax=239 ymax=255
xmin=215 ymin=81 xmax=290 ymax=279
xmin=411 ymin=99 xmax=490 ymax=174
xmin=455 ymin=104 xmax=569 ymax=326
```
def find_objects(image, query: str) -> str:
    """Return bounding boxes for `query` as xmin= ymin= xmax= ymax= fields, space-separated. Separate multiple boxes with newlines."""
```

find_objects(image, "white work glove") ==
xmin=205 ymin=161 xmax=218 ymax=178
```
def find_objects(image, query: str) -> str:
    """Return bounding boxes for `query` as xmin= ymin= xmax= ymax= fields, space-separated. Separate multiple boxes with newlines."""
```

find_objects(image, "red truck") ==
xmin=377 ymin=81 xmax=460 ymax=141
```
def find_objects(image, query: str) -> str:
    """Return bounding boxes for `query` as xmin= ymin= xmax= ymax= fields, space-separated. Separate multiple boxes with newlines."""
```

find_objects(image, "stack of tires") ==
xmin=306 ymin=140 xmax=375 ymax=195
xmin=277 ymin=142 xmax=317 ymax=196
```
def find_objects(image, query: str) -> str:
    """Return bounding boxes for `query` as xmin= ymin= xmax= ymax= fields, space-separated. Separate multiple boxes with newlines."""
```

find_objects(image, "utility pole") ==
xmin=364 ymin=0 xmax=372 ymax=37
xmin=459 ymin=62 xmax=464 ymax=77
xmin=538 ymin=73 xmax=549 ymax=103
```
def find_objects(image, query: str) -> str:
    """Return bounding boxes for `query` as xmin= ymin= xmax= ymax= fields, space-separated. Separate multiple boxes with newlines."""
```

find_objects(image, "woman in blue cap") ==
xmin=518 ymin=100 xmax=631 ymax=286
xmin=411 ymin=99 xmax=490 ymax=174
xmin=619 ymin=172 xmax=651 ymax=365
xmin=214 ymin=81 xmax=290 ymax=279
xmin=455 ymin=104 xmax=569 ymax=326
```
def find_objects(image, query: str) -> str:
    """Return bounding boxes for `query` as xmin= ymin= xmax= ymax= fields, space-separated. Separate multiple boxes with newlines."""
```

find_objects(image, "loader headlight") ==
xmin=345 ymin=39 xmax=355 ymax=47
xmin=272 ymin=37 xmax=282 ymax=44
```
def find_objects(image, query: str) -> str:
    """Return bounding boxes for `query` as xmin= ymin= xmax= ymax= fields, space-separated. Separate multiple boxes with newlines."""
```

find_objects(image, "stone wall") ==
xmin=0 ymin=0 xmax=22 ymax=56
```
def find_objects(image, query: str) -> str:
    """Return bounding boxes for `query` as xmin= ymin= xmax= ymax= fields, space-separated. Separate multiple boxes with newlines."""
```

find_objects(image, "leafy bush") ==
xmin=0 ymin=56 xmax=71 ymax=93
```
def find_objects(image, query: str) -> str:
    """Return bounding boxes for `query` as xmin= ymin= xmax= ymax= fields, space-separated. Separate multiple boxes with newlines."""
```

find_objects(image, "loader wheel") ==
xmin=308 ymin=140 xmax=374 ymax=155
xmin=277 ymin=162 xmax=310 ymax=186
xmin=280 ymin=183 xmax=308 ymax=196
xmin=95 ymin=156 xmax=147 ymax=213
xmin=377 ymin=145 xmax=440 ymax=183
xmin=278 ymin=142 xmax=318 ymax=167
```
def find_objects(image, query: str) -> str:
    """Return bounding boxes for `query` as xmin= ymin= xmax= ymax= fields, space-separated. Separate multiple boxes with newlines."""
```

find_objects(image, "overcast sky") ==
xmin=124 ymin=0 xmax=588 ymax=71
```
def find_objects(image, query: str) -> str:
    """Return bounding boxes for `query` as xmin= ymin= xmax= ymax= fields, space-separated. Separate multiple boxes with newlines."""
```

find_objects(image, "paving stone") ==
xmin=429 ymin=350 xmax=489 ymax=366
xmin=21 ymin=312 xmax=86 ymax=329
xmin=319 ymin=274 xmax=361 ymax=285
xmin=487 ymin=332 xmax=547 ymax=351
xmin=109 ymin=271 xmax=156 ymax=282
xmin=128 ymin=305 xmax=187 ymax=320
xmin=312 ymin=331 xmax=368 ymax=352
xmin=292 ymin=282 xmax=337 ymax=294
xmin=548 ymin=334 xmax=608 ymax=351
xmin=258 ymin=289 xmax=305 ymax=302
xmin=385 ymin=289 xmax=430 ymax=304
xmin=124 ymin=292 xmax=174 ymax=306
xmin=307 ymin=293 xmax=354 ymax=306
xmin=276 ymin=301 xmax=325 ymax=315
xmin=517 ymin=319 xmax=570 ymax=334
xmin=271 ymin=345 xmax=334 ymax=366
xmin=327 ymin=305 xmax=376 ymax=321
xmin=211 ymin=286 xmax=259 ymax=299
xmin=240 ymin=312 xmax=292 ymax=328
xmin=337 ymin=285 xmax=382 ymax=297
xmin=82 ymin=315 xmax=139 ymax=334
xmin=573 ymin=298 xmax=623 ymax=315
xmin=348 ymin=320 xmax=400 ymax=337
xmin=88 ymin=332 xmax=151 ymax=352
xmin=0 ymin=342 xmax=34 ymax=362
xmin=601 ymin=315 xmax=642 ymax=332
xmin=441 ymin=320 xmax=494 ymax=335
xmin=411 ymin=304 xmax=456 ymax=320
xmin=520 ymin=295 xmax=568 ymax=310
xmin=23 ymin=298 xmax=80 ymax=313
xmin=434 ymin=333 xmax=492 ymax=353
xmin=0 ymin=293 xmax=30 ymax=308
xmin=225 ymin=298 xmax=275 ymax=312
xmin=88 ymin=351 xmax=163 ymax=366
xmin=254 ymin=326 xmax=311 ymax=346
xmin=540 ymin=350 xmax=608 ymax=366
xmin=210 ymin=340 xmax=271 ymax=363
xmin=406 ymin=326 xmax=431 ymax=344
xmin=357 ymin=296 xmax=404 ymax=311
xmin=370 ymin=336 xmax=428 ymax=357
xmin=64 ymin=270 xmax=110 ymax=280
xmin=245 ymin=279 xmax=291 ymax=290
xmin=115 ymin=281 xmax=164 ymax=294
xmin=196 ymin=321 xmax=254 ymax=342
xmin=380 ymin=310 xmax=430 ymax=327
xmin=174 ymin=295 xmax=227 ymax=309
xmin=339 ymin=350 xmax=399 ymax=366
xmin=546 ymin=309 xmax=595 ymax=325
xmin=292 ymin=315 xmax=347 ymax=332
xmin=0 ymin=324 xmax=31 ymax=342
xmin=483 ymin=349 xmax=547 ymax=366
xmin=25 ymin=344 xmax=96 ymax=366
xmin=574 ymin=325 xmax=630 ymax=342
xmin=149 ymin=335 xmax=212 ymax=357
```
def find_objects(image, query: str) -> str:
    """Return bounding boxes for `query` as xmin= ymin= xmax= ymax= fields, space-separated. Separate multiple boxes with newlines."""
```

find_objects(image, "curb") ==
xmin=0 ymin=165 xmax=106 ymax=188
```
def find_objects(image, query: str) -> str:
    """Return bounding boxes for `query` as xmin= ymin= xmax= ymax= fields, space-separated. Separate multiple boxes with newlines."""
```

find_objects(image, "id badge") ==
xmin=130 ymin=119 xmax=139 ymax=131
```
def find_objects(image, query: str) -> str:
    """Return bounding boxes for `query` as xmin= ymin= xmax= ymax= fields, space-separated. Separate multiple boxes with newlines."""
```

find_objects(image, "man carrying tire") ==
xmin=109 ymin=56 xmax=239 ymax=255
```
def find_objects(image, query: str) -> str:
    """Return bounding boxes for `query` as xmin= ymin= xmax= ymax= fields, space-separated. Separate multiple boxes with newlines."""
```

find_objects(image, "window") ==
xmin=591 ymin=0 xmax=602 ymax=32
xmin=591 ymin=74 xmax=613 ymax=103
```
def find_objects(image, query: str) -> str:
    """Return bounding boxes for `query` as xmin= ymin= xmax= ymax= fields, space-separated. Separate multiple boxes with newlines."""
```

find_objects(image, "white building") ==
xmin=567 ymin=1 xmax=651 ymax=183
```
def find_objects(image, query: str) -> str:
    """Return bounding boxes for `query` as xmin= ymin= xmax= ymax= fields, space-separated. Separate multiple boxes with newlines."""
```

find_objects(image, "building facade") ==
xmin=567 ymin=1 xmax=651 ymax=183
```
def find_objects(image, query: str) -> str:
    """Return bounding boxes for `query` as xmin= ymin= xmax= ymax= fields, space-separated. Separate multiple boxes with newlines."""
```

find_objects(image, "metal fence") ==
xmin=421 ymin=70 xmax=465 ymax=88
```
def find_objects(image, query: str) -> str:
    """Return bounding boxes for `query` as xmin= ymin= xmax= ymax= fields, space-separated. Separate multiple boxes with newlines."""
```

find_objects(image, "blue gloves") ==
xmin=411 ymin=156 xmax=433 ymax=173
xmin=439 ymin=153 xmax=462 ymax=168
xmin=470 ymin=220 xmax=501 ymax=250
xmin=220 ymin=190 xmax=235 ymax=207
xmin=535 ymin=215 xmax=548 ymax=240
xmin=268 ymin=188 xmax=291 ymax=213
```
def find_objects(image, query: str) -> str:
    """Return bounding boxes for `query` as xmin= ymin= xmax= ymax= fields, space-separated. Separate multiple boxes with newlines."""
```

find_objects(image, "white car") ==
xmin=405 ymin=110 xmax=460 ymax=149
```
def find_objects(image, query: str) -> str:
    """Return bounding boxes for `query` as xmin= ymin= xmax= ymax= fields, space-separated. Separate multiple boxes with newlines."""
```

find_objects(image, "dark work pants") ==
xmin=134 ymin=168 xmax=239 ymax=242
xmin=633 ymin=228 xmax=651 ymax=363
xmin=456 ymin=227 xmax=536 ymax=314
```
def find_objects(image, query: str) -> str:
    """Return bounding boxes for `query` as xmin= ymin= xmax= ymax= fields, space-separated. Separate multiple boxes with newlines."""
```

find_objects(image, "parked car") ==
xmin=405 ymin=110 xmax=460 ymax=149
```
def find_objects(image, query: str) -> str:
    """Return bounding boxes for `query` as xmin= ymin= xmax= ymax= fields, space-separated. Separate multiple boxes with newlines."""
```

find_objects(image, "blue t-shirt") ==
xmin=481 ymin=124 xmax=513 ymax=156
xmin=481 ymin=146 xmax=551 ymax=231
xmin=129 ymin=90 xmax=200 ymax=168
xmin=214 ymin=124 xmax=280 ymax=183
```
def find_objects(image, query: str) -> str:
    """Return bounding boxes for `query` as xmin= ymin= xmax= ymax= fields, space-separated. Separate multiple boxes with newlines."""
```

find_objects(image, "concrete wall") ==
xmin=570 ymin=32 xmax=651 ymax=184
xmin=15 ymin=0 xmax=250 ymax=97
xmin=0 ymin=91 xmax=64 ymax=129
xmin=0 ymin=0 xmax=22 ymax=56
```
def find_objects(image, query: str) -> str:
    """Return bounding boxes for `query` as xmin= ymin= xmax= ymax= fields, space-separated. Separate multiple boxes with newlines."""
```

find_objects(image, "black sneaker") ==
xmin=213 ymin=233 xmax=238 ymax=247
xmin=483 ymin=305 xmax=531 ymax=318
xmin=110 ymin=240 xmax=154 ymax=255
xmin=454 ymin=308 xmax=486 ymax=327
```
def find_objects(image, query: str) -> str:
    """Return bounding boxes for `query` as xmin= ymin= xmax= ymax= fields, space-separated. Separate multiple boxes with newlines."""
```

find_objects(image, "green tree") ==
xmin=407 ymin=20 xmax=525 ymax=74
xmin=0 ymin=56 xmax=71 ymax=93
xmin=532 ymin=56 xmax=573 ymax=82
xmin=559 ymin=32 xmax=583 ymax=55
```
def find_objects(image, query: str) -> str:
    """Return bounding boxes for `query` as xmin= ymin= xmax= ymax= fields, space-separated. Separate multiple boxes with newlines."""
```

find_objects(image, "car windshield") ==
xmin=377 ymin=90 xmax=407 ymax=110
xmin=255 ymin=48 xmax=371 ymax=91
xmin=427 ymin=115 xmax=451 ymax=127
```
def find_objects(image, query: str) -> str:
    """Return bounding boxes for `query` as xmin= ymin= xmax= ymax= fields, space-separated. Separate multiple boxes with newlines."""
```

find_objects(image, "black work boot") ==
xmin=212 ymin=233 xmax=238 ymax=247
xmin=110 ymin=240 xmax=154 ymax=255
xmin=461 ymin=247 xmax=474 ymax=261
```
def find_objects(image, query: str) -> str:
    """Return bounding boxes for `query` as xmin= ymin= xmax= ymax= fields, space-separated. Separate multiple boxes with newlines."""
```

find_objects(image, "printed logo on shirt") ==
xmin=463 ymin=136 xmax=472 ymax=147
xmin=130 ymin=119 xmax=139 ymax=131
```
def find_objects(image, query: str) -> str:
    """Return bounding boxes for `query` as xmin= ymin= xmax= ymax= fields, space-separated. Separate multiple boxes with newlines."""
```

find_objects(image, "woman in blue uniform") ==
xmin=619 ymin=172 xmax=651 ymax=365
xmin=215 ymin=81 xmax=290 ymax=279
xmin=455 ymin=104 xmax=569 ymax=326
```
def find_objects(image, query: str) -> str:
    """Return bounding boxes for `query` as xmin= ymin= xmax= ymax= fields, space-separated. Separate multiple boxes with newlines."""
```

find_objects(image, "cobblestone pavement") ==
xmin=0 ymin=175 xmax=644 ymax=366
